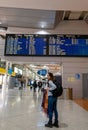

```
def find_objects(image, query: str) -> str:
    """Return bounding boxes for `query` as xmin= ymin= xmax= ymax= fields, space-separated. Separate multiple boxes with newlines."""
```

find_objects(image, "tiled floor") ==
xmin=0 ymin=88 xmax=88 ymax=130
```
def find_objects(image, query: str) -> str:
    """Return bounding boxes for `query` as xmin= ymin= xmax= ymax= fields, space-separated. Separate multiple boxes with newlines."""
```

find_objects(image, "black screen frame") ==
xmin=4 ymin=34 xmax=88 ymax=57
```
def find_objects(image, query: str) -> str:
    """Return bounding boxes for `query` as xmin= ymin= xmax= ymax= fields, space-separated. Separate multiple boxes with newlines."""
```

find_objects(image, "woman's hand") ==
xmin=47 ymin=87 xmax=49 ymax=91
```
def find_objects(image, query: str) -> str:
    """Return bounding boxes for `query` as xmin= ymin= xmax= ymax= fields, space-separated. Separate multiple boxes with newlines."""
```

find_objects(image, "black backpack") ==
xmin=51 ymin=80 xmax=63 ymax=97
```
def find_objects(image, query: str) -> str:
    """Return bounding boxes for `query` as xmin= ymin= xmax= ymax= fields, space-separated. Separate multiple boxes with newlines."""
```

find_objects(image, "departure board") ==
xmin=4 ymin=34 xmax=88 ymax=57
xmin=5 ymin=34 xmax=47 ymax=56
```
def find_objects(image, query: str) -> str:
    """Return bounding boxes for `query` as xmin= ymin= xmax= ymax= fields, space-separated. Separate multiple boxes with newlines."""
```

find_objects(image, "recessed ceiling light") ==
xmin=36 ymin=30 xmax=49 ymax=34
xmin=0 ymin=22 xmax=2 ymax=24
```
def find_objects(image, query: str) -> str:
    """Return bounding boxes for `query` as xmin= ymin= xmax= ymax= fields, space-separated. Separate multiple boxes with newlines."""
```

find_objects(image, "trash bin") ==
xmin=67 ymin=88 xmax=73 ymax=100
xmin=63 ymin=88 xmax=68 ymax=99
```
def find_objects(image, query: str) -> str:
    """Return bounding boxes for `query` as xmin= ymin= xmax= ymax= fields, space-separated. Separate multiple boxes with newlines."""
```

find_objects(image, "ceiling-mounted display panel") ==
xmin=4 ymin=34 xmax=88 ymax=57
xmin=5 ymin=34 xmax=47 ymax=56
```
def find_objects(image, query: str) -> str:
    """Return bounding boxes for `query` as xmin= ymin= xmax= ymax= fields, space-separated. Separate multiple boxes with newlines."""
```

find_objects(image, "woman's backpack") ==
xmin=52 ymin=80 xmax=63 ymax=97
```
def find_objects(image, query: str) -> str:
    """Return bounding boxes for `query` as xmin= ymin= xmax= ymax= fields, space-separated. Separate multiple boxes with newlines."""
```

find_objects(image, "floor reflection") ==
xmin=0 ymin=89 xmax=88 ymax=130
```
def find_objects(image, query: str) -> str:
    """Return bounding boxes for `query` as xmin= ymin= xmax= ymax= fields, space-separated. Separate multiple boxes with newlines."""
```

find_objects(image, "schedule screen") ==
xmin=5 ymin=34 xmax=88 ymax=57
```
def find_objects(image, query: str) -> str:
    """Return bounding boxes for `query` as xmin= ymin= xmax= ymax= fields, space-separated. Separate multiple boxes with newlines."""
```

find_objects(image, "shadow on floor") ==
xmin=59 ymin=122 xmax=68 ymax=128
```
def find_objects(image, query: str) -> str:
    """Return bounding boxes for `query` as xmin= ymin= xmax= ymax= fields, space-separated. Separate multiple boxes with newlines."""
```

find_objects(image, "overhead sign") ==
xmin=8 ymin=68 xmax=13 ymax=75
xmin=11 ymin=72 xmax=16 ymax=76
xmin=4 ymin=34 xmax=88 ymax=57
xmin=37 ymin=69 xmax=47 ymax=76
xmin=0 ymin=68 xmax=6 ymax=74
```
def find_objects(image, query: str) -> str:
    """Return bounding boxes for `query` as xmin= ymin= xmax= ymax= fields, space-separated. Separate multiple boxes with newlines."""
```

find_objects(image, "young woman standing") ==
xmin=45 ymin=72 xmax=59 ymax=128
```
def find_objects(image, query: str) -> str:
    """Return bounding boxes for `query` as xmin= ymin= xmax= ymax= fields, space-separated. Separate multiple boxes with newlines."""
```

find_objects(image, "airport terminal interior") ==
xmin=0 ymin=0 xmax=88 ymax=130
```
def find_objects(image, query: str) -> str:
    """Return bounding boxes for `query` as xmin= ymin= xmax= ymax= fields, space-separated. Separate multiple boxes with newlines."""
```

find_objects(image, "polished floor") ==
xmin=0 ymin=88 xmax=88 ymax=130
xmin=74 ymin=99 xmax=88 ymax=111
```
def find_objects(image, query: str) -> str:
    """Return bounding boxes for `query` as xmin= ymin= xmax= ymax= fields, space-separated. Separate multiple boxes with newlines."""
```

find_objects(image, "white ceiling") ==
xmin=0 ymin=0 xmax=88 ymax=11
xmin=0 ymin=7 xmax=57 ymax=29
xmin=0 ymin=7 xmax=88 ymax=31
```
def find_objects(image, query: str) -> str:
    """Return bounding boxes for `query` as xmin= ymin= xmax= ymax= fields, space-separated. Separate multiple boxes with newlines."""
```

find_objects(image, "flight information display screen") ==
xmin=48 ymin=35 xmax=88 ymax=56
xmin=5 ymin=34 xmax=47 ymax=56
xmin=4 ymin=34 xmax=88 ymax=57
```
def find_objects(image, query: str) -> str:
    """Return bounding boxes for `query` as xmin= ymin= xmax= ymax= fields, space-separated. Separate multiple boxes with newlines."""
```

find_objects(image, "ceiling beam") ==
xmin=54 ymin=11 xmax=64 ymax=28
xmin=64 ymin=11 xmax=71 ymax=20
xmin=79 ymin=11 xmax=88 ymax=20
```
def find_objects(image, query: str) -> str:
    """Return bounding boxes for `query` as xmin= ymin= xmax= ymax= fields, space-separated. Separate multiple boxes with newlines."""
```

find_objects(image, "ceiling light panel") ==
xmin=69 ymin=11 xmax=82 ymax=20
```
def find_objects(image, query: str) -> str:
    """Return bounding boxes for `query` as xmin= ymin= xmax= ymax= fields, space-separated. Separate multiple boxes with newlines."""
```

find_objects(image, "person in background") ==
xmin=38 ymin=81 xmax=42 ymax=92
xmin=20 ymin=80 xmax=24 ymax=89
xmin=20 ymin=76 xmax=26 ymax=89
xmin=33 ymin=80 xmax=37 ymax=92
xmin=45 ymin=72 xmax=59 ymax=128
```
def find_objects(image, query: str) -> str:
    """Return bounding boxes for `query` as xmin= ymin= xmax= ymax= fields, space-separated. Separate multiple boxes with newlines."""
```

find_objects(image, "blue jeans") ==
xmin=48 ymin=96 xmax=58 ymax=123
